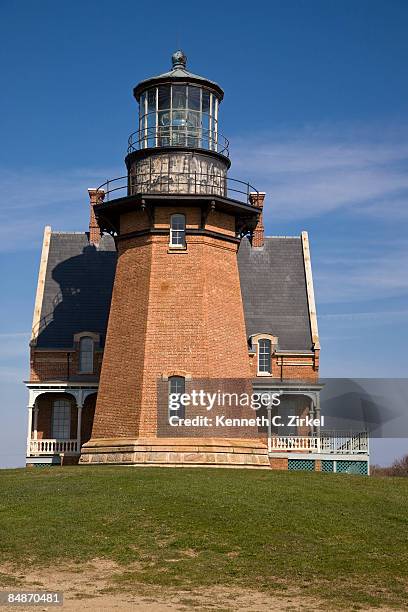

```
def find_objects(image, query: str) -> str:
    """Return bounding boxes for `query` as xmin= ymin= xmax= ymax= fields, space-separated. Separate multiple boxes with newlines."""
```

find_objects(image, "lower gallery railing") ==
xmin=28 ymin=433 xmax=368 ymax=457
xmin=269 ymin=432 xmax=369 ymax=454
xmin=29 ymin=439 xmax=79 ymax=455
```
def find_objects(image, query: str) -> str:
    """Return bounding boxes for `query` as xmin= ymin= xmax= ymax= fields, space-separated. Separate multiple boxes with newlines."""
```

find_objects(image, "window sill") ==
xmin=167 ymin=247 xmax=188 ymax=254
xmin=257 ymin=372 xmax=273 ymax=377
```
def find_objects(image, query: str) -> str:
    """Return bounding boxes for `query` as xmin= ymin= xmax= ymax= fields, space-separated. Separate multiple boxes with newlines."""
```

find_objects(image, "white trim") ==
xmin=25 ymin=382 xmax=98 ymax=410
xmin=251 ymin=333 xmax=277 ymax=376
xmin=269 ymin=452 xmax=369 ymax=461
xmin=26 ymin=407 xmax=33 ymax=457
xmin=301 ymin=231 xmax=320 ymax=350
xmin=169 ymin=213 xmax=186 ymax=248
xmin=31 ymin=226 xmax=52 ymax=343
xmin=25 ymin=382 xmax=98 ymax=388
xmin=77 ymin=405 xmax=83 ymax=452
xmin=78 ymin=335 xmax=95 ymax=374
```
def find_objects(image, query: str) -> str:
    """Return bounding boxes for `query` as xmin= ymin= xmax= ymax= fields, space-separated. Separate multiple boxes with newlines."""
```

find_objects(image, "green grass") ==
xmin=0 ymin=467 xmax=407 ymax=608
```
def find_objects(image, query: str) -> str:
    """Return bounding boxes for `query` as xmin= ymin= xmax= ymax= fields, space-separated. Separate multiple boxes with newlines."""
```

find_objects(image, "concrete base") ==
xmin=79 ymin=437 xmax=270 ymax=468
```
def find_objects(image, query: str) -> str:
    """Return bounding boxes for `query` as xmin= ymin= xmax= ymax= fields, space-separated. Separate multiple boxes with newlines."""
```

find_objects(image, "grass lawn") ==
xmin=0 ymin=466 xmax=407 ymax=609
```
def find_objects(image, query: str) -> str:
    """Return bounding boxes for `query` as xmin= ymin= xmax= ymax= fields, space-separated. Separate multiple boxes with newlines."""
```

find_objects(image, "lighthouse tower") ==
xmin=80 ymin=52 xmax=269 ymax=466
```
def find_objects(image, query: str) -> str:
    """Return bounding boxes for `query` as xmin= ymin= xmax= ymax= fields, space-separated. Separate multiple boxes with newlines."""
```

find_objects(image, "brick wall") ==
xmin=270 ymin=457 xmax=288 ymax=470
xmin=90 ymin=203 xmax=252 ymax=440
xmin=30 ymin=348 xmax=103 ymax=382
xmin=249 ymin=351 xmax=318 ymax=380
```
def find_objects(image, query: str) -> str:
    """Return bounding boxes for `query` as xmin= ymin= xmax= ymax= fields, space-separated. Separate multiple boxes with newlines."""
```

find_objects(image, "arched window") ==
xmin=258 ymin=338 xmax=272 ymax=374
xmin=168 ymin=376 xmax=186 ymax=421
xmin=170 ymin=214 xmax=186 ymax=248
xmin=79 ymin=336 xmax=94 ymax=373
xmin=52 ymin=399 xmax=71 ymax=439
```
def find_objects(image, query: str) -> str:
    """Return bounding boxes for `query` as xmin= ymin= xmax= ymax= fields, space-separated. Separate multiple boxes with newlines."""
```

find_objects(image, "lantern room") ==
xmin=96 ymin=51 xmax=260 ymax=204
xmin=130 ymin=50 xmax=228 ymax=156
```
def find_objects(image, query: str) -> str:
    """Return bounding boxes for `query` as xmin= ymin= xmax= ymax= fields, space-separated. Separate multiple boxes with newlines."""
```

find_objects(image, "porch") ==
xmin=25 ymin=382 xmax=98 ymax=465
xmin=257 ymin=381 xmax=370 ymax=470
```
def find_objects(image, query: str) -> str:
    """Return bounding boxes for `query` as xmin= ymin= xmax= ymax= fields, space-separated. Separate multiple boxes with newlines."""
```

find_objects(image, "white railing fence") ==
xmin=29 ymin=439 xmax=78 ymax=455
xmin=270 ymin=436 xmax=319 ymax=451
xmin=269 ymin=431 xmax=368 ymax=454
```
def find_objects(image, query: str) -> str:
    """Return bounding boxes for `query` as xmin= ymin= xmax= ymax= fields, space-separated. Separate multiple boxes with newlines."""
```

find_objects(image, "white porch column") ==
xmin=315 ymin=394 xmax=321 ymax=437
xmin=76 ymin=403 xmax=83 ymax=453
xmin=33 ymin=407 xmax=39 ymax=440
xmin=309 ymin=398 xmax=315 ymax=436
xmin=26 ymin=406 xmax=33 ymax=456
xmin=267 ymin=407 xmax=272 ymax=453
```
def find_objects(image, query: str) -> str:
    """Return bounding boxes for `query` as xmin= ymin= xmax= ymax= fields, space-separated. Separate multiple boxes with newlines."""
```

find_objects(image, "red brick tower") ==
xmin=80 ymin=51 xmax=269 ymax=466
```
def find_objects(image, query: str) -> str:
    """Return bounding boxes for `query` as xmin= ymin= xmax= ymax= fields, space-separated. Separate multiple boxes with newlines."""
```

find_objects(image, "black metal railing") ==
xmin=96 ymin=172 xmax=259 ymax=204
xmin=127 ymin=126 xmax=229 ymax=157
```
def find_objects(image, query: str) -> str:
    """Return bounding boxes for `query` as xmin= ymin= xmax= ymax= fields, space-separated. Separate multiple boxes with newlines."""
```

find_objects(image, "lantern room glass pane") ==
xmin=158 ymin=110 xmax=170 ymax=126
xmin=188 ymin=86 xmax=201 ymax=110
xmin=202 ymin=89 xmax=210 ymax=113
xmin=147 ymin=88 xmax=156 ymax=111
xmin=139 ymin=92 xmax=146 ymax=118
xmin=172 ymin=110 xmax=186 ymax=127
xmin=172 ymin=85 xmax=187 ymax=109
xmin=186 ymin=111 xmax=199 ymax=128
xmin=158 ymin=85 xmax=170 ymax=110
xmin=137 ymin=84 xmax=221 ymax=153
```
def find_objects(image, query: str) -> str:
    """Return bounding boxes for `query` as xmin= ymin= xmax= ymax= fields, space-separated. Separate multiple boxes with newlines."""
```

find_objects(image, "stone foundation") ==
xmin=80 ymin=437 xmax=270 ymax=468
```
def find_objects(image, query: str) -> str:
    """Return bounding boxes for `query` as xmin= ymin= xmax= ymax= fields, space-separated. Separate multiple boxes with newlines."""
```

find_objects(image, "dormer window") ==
xmin=258 ymin=338 xmax=272 ymax=375
xmin=170 ymin=214 xmax=186 ymax=248
xmin=79 ymin=336 xmax=94 ymax=373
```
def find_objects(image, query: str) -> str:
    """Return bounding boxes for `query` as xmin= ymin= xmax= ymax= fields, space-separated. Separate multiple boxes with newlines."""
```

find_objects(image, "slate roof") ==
xmin=237 ymin=237 xmax=313 ymax=351
xmin=34 ymin=232 xmax=313 ymax=352
xmin=34 ymin=233 xmax=116 ymax=348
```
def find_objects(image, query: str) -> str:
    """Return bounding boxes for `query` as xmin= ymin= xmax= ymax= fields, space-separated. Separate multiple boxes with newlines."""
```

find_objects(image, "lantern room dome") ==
xmin=133 ymin=50 xmax=224 ymax=101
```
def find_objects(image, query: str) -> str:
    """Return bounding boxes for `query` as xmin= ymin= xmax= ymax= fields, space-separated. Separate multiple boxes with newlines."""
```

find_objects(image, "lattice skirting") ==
xmin=336 ymin=460 xmax=368 ymax=475
xmin=288 ymin=459 xmax=368 ymax=474
xmin=288 ymin=459 xmax=315 ymax=471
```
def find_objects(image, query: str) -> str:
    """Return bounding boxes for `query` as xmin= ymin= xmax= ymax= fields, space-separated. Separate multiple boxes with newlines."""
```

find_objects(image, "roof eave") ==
xmin=133 ymin=75 xmax=224 ymax=101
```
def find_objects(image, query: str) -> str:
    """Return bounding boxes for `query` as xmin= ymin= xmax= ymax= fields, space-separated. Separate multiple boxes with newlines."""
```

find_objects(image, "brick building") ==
xmin=25 ymin=52 xmax=369 ymax=474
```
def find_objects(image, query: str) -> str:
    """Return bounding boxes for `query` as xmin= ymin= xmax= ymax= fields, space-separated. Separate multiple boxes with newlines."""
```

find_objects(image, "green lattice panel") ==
xmin=336 ymin=461 xmax=368 ymax=475
xmin=321 ymin=460 xmax=334 ymax=472
xmin=288 ymin=459 xmax=315 ymax=471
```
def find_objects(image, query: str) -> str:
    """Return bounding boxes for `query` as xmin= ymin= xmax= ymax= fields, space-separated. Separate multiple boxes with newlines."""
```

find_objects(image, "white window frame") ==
xmin=169 ymin=213 xmax=186 ymax=248
xmin=168 ymin=376 xmax=186 ymax=422
xmin=251 ymin=334 xmax=277 ymax=376
xmin=52 ymin=399 xmax=71 ymax=439
xmin=79 ymin=336 xmax=94 ymax=373
xmin=258 ymin=338 xmax=272 ymax=375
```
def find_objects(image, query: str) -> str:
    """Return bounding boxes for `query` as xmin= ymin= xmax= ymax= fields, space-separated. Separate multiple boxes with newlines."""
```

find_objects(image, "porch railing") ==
xmin=29 ymin=439 xmax=79 ymax=455
xmin=269 ymin=431 xmax=368 ymax=455
xmin=271 ymin=436 xmax=319 ymax=451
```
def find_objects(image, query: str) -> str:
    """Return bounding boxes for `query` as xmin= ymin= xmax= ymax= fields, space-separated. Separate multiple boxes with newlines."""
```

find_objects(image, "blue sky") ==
xmin=1 ymin=0 xmax=407 ymax=467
